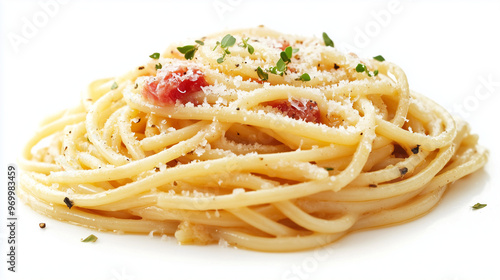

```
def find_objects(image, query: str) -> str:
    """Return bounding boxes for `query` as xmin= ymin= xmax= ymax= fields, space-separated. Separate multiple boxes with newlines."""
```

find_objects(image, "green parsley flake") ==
xmin=240 ymin=37 xmax=255 ymax=55
xmin=356 ymin=63 xmax=379 ymax=77
xmin=212 ymin=41 xmax=220 ymax=51
xmin=276 ymin=58 xmax=287 ymax=73
xmin=373 ymin=55 xmax=385 ymax=62
xmin=472 ymin=203 xmax=487 ymax=210
xmin=355 ymin=63 xmax=366 ymax=73
xmin=215 ymin=34 xmax=237 ymax=63
xmin=155 ymin=63 xmax=162 ymax=70
xmin=269 ymin=46 xmax=294 ymax=76
xmin=268 ymin=66 xmax=277 ymax=75
xmin=256 ymin=67 xmax=268 ymax=81
xmin=177 ymin=45 xmax=195 ymax=54
xmin=177 ymin=45 xmax=197 ymax=60
xmin=220 ymin=34 xmax=236 ymax=48
xmin=81 ymin=234 xmax=98 ymax=242
xmin=279 ymin=54 xmax=289 ymax=65
xmin=298 ymin=73 xmax=311 ymax=82
xmin=149 ymin=52 xmax=160 ymax=59
xmin=247 ymin=44 xmax=255 ymax=55
xmin=322 ymin=32 xmax=334 ymax=47
xmin=110 ymin=82 xmax=118 ymax=90
xmin=177 ymin=40 xmax=204 ymax=60
xmin=282 ymin=46 xmax=293 ymax=63
xmin=185 ymin=49 xmax=197 ymax=60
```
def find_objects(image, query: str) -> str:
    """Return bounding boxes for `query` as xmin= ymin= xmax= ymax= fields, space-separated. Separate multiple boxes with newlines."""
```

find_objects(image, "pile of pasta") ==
xmin=19 ymin=27 xmax=488 ymax=251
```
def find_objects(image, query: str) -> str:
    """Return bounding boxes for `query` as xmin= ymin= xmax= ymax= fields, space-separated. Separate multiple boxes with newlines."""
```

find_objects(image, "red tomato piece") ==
xmin=268 ymin=99 xmax=321 ymax=123
xmin=142 ymin=64 xmax=208 ymax=106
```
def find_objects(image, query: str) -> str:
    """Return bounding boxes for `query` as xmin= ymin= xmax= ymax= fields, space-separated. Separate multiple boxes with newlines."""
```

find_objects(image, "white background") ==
xmin=1 ymin=0 xmax=499 ymax=279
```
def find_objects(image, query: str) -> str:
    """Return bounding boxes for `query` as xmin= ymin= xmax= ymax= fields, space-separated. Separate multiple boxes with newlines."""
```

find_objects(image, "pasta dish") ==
xmin=19 ymin=27 xmax=488 ymax=251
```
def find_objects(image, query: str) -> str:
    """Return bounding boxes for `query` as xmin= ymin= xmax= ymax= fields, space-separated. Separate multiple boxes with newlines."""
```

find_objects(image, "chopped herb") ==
xmin=177 ymin=45 xmax=195 ymax=54
xmin=333 ymin=63 xmax=340 ymax=70
xmin=368 ymin=184 xmax=377 ymax=188
xmin=285 ymin=46 xmax=293 ymax=60
xmin=110 ymin=82 xmax=118 ymax=90
xmin=276 ymin=58 xmax=287 ymax=73
xmin=256 ymin=66 xmax=268 ymax=81
xmin=240 ymin=37 xmax=255 ymax=55
xmin=373 ymin=55 xmax=385 ymax=62
xmin=247 ymin=44 xmax=255 ymax=54
xmin=322 ymin=32 xmax=334 ymax=47
xmin=149 ymin=52 xmax=160 ymax=59
xmin=212 ymin=41 xmax=220 ymax=51
xmin=281 ymin=46 xmax=293 ymax=63
xmin=39 ymin=223 xmax=46 ymax=229
xmin=267 ymin=46 xmax=294 ymax=76
xmin=399 ymin=167 xmax=409 ymax=176
xmin=356 ymin=63 xmax=366 ymax=73
xmin=259 ymin=45 xmax=309 ymax=81
xmin=472 ymin=203 xmax=487 ymax=210
xmin=186 ymin=48 xmax=198 ymax=60
xmin=411 ymin=145 xmax=421 ymax=154
xmin=218 ymin=49 xmax=231 ymax=63
xmin=297 ymin=73 xmax=311 ymax=81
xmin=214 ymin=34 xmax=237 ymax=63
xmin=138 ymin=66 xmax=145 ymax=70
xmin=279 ymin=53 xmax=290 ymax=65
xmin=220 ymin=34 xmax=236 ymax=48
xmin=81 ymin=234 xmax=98 ymax=243
xmin=63 ymin=197 xmax=74 ymax=209
xmin=324 ymin=167 xmax=334 ymax=171
xmin=177 ymin=45 xmax=197 ymax=60
xmin=155 ymin=63 xmax=162 ymax=70
xmin=356 ymin=63 xmax=379 ymax=77
xmin=177 ymin=40 xmax=204 ymax=60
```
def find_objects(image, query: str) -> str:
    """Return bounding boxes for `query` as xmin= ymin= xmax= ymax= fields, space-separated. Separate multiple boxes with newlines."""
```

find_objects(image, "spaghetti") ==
xmin=19 ymin=27 xmax=488 ymax=251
